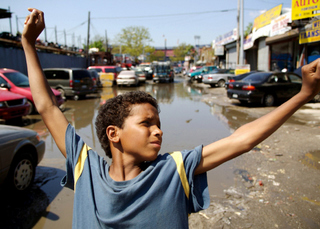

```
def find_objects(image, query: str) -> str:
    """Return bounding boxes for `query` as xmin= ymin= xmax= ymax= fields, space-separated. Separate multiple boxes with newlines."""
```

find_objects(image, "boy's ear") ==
xmin=106 ymin=125 xmax=120 ymax=143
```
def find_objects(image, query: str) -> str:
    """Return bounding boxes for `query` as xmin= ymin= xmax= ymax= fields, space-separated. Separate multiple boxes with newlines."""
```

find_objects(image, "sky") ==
xmin=0 ymin=0 xmax=293 ymax=49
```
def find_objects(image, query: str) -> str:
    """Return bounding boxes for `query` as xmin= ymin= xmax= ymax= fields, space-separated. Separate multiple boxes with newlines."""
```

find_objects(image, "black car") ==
xmin=227 ymin=72 xmax=303 ymax=106
xmin=225 ymin=71 xmax=261 ymax=89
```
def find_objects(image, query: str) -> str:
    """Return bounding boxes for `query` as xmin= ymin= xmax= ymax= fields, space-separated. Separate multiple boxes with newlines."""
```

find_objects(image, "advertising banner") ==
xmin=253 ymin=4 xmax=282 ymax=31
xmin=235 ymin=64 xmax=250 ymax=75
xmin=299 ymin=19 xmax=320 ymax=44
xmin=270 ymin=12 xmax=292 ymax=37
xmin=292 ymin=0 xmax=320 ymax=20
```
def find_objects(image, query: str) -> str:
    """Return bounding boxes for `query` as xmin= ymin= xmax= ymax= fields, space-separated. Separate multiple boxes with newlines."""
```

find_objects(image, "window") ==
xmin=288 ymin=74 xmax=302 ymax=83
xmin=44 ymin=70 xmax=69 ymax=80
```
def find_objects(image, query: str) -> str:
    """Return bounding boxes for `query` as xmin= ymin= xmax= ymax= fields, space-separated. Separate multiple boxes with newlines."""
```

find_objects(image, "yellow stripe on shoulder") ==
xmin=74 ymin=143 xmax=91 ymax=191
xmin=169 ymin=151 xmax=190 ymax=199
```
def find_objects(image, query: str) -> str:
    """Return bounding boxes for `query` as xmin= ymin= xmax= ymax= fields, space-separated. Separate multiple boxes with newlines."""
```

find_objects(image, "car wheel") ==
xmin=210 ymin=84 xmax=215 ymax=88
xmin=57 ymin=88 xmax=66 ymax=100
xmin=27 ymin=100 xmax=34 ymax=115
xmin=313 ymin=93 xmax=320 ymax=102
xmin=217 ymin=79 xmax=225 ymax=87
xmin=263 ymin=94 xmax=275 ymax=106
xmin=7 ymin=152 xmax=36 ymax=193
xmin=73 ymin=95 xmax=79 ymax=101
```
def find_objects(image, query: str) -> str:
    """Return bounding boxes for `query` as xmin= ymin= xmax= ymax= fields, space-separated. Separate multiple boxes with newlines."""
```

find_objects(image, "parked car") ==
xmin=188 ymin=66 xmax=217 ymax=83
xmin=0 ymin=88 xmax=30 ymax=122
xmin=173 ymin=67 xmax=182 ymax=74
xmin=43 ymin=68 xmax=95 ymax=100
xmin=88 ymin=69 xmax=102 ymax=88
xmin=0 ymin=124 xmax=45 ymax=193
xmin=139 ymin=63 xmax=153 ymax=79
xmin=227 ymin=72 xmax=304 ymax=106
xmin=202 ymin=69 xmax=235 ymax=87
xmin=225 ymin=71 xmax=262 ymax=89
xmin=116 ymin=70 xmax=139 ymax=86
xmin=0 ymin=68 xmax=64 ymax=114
xmin=133 ymin=68 xmax=146 ymax=84
xmin=88 ymin=66 xmax=122 ymax=86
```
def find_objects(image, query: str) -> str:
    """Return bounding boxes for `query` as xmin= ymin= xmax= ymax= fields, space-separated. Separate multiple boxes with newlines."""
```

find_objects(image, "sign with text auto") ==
xmin=299 ymin=19 xmax=320 ymax=44
xmin=253 ymin=4 xmax=282 ymax=31
xmin=292 ymin=0 xmax=320 ymax=20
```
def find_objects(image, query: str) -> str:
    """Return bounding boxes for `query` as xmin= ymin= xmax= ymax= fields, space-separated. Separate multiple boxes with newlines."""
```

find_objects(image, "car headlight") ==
xmin=0 ymin=102 xmax=5 ymax=107
xmin=154 ymin=73 xmax=157 ymax=76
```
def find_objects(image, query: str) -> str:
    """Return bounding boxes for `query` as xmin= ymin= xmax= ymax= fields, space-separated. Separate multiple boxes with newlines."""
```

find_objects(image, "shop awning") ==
xmin=266 ymin=28 xmax=299 ymax=45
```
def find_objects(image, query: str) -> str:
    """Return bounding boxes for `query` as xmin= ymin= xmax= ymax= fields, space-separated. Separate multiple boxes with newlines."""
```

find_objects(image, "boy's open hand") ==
xmin=22 ymin=8 xmax=45 ymax=45
xmin=300 ymin=58 xmax=320 ymax=101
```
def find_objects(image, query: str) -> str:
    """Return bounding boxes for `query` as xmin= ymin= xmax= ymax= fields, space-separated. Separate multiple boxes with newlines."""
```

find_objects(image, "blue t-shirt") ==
xmin=62 ymin=124 xmax=210 ymax=228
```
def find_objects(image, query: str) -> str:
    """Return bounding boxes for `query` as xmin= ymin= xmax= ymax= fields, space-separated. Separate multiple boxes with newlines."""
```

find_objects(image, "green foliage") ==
xmin=149 ymin=50 xmax=165 ymax=62
xmin=114 ymin=26 xmax=153 ymax=58
xmin=245 ymin=22 xmax=253 ymax=37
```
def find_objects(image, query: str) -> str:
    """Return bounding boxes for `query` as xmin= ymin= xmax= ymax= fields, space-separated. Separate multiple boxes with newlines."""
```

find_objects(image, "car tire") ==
xmin=210 ymin=84 xmax=215 ymax=88
xmin=313 ymin=93 xmax=320 ymax=102
xmin=217 ymin=79 xmax=225 ymax=87
xmin=27 ymin=100 xmax=34 ymax=115
xmin=73 ymin=95 xmax=79 ymax=101
xmin=6 ymin=152 xmax=36 ymax=193
xmin=263 ymin=94 xmax=275 ymax=107
xmin=57 ymin=88 xmax=66 ymax=100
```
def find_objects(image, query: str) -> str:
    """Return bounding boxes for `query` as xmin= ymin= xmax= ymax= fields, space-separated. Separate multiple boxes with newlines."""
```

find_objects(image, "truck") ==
xmin=152 ymin=61 xmax=174 ymax=83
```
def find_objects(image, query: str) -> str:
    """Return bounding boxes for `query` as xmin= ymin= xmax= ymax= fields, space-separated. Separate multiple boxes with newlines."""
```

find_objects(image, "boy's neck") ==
xmin=108 ymin=154 xmax=143 ymax=181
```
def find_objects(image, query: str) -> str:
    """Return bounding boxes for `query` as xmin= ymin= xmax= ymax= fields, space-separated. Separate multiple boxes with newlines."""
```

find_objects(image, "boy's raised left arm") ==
xmin=195 ymin=59 xmax=320 ymax=175
xmin=22 ymin=8 xmax=69 ymax=157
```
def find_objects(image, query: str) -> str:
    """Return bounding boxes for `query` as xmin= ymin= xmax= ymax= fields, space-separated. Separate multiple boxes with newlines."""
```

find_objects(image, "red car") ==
xmin=0 ymin=89 xmax=30 ymax=121
xmin=0 ymin=68 xmax=64 ymax=114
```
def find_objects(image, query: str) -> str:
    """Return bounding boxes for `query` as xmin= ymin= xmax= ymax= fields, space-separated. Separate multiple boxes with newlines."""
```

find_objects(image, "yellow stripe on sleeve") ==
xmin=74 ymin=143 xmax=91 ymax=192
xmin=170 ymin=151 xmax=190 ymax=199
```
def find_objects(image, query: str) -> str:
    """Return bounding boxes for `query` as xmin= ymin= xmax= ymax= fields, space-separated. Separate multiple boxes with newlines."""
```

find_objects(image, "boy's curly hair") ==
xmin=95 ymin=91 xmax=159 ymax=158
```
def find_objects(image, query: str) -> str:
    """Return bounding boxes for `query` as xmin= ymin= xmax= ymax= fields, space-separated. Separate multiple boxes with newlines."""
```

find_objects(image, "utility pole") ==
xmin=55 ymin=26 xmax=58 ymax=44
xmin=236 ymin=0 xmax=240 ymax=65
xmin=86 ymin=11 xmax=91 ymax=67
xmin=105 ymin=30 xmax=108 ymax=52
xmin=64 ymin=30 xmax=67 ymax=47
xmin=8 ymin=7 xmax=12 ymax=34
xmin=16 ymin=15 xmax=19 ymax=35
xmin=240 ymin=0 xmax=244 ymax=65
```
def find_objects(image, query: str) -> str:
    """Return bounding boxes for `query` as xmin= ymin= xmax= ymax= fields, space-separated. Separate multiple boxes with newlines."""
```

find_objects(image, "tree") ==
xmin=171 ymin=43 xmax=194 ymax=62
xmin=244 ymin=22 xmax=253 ymax=37
xmin=114 ymin=26 xmax=153 ymax=59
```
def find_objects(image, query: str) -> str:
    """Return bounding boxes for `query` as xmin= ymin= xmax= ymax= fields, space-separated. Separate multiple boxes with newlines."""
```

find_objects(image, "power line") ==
xmin=92 ymin=9 xmax=238 ymax=20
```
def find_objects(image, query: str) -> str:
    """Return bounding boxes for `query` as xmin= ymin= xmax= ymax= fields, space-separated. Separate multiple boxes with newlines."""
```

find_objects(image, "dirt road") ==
xmin=189 ymin=85 xmax=320 ymax=229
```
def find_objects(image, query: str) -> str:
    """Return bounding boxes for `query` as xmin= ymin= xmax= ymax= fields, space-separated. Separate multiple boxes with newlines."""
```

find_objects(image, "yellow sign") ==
xmin=292 ymin=0 xmax=320 ymax=20
xmin=299 ymin=28 xmax=320 ymax=44
xmin=235 ymin=65 xmax=250 ymax=75
xmin=253 ymin=4 xmax=282 ymax=30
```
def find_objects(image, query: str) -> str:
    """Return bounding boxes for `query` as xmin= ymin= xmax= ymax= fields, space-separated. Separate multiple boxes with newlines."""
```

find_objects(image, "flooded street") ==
xmin=2 ymin=77 xmax=320 ymax=228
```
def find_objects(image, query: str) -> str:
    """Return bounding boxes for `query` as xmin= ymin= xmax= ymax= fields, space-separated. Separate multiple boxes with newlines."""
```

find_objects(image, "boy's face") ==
xmin=119 ymin=103 xmax=162 ymax=163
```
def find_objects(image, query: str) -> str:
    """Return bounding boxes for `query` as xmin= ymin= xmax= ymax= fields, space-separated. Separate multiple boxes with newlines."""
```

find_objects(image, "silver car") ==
xmin=116 ymin=70 xmax=139 ymax=86
xmin=202 ymin=69 xmax=235 ymax=87
xmin=0 ymin=125 xmax=45 ymax=193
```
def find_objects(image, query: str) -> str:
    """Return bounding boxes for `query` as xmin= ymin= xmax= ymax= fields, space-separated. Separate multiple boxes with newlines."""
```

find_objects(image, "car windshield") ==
xmin=242 ymin=72 xmax=271 ymax=83
xmin=207 ymin=69 xmax=221 ymax=74
xmin=3 ymin=71 xmax=30 ymax=87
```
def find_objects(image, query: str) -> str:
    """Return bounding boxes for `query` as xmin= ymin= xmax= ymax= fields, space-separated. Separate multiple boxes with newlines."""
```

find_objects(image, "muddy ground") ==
xmin=189 ymin=85 xmax=320 ymax=229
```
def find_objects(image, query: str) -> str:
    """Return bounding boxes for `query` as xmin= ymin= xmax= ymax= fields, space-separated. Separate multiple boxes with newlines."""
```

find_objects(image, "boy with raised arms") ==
xmin=22 ymin=8 xmax=320 ymax=228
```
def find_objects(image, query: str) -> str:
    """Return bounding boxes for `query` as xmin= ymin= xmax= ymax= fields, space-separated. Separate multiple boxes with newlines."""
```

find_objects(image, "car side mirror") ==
xmin=0 ymin=83 xmax=10 ymax=90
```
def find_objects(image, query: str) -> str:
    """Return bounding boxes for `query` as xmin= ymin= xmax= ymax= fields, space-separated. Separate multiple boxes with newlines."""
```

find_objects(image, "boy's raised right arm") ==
xmin=22 ymin=8 xmax=69 ymax=157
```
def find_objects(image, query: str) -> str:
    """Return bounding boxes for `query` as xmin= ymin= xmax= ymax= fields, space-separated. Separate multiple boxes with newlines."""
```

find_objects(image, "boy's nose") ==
xmin=153 ymin=126 xmax=163 ymax=137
